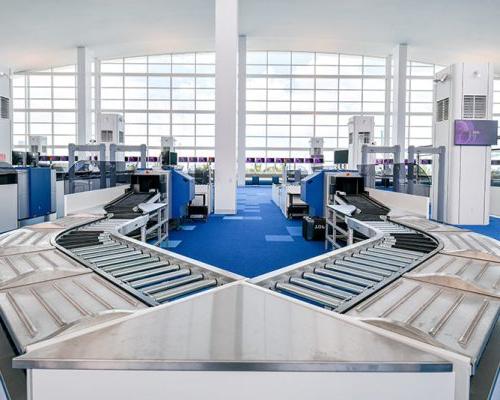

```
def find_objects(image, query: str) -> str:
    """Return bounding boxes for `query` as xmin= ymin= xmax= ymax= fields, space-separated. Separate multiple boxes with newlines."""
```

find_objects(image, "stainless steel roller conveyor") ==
xmin=55 ymin=220 xmax=238 ymax=307
xmin=254 ymin=218 xmax=440 ymax=313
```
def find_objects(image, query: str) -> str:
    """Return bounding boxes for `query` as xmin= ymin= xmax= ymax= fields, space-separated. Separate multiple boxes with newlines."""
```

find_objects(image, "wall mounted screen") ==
xmin=454 ymin=120 xmax=498 ymax=146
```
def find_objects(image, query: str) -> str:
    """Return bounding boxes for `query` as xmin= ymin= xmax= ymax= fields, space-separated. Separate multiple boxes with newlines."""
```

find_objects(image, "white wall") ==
xmin=64 ymin=186 xmax=126 ymax=215
xmin=29 ymin=369 xmax=454 ymax=400
xmin=491 ymin=186 xmax=500 ymax=217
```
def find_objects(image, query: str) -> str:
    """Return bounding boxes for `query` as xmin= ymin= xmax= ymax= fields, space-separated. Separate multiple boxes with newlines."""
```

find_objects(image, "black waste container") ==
xmin=302 ymin=216 xmax=326 ymax=241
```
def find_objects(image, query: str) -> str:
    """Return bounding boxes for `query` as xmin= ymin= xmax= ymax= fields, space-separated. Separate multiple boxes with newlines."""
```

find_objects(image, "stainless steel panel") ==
xmin=13 ymin=283 xmax=450 ymax=372
xmin=348 ymin=278 xmax=500 ymax=369
xmin=405 ymin=253 xmax=500 ymax=298
xmin=0 ymin=228 xmax=58 ymax=256
xmin=45 ymin=215 xmax=103 ymax=229
xmin=433 ymin=231 xmax=500 ymax=263
xmin=0 ymin=250 xmax=88 ymax=289
xmin=0 ymin=273 xmax=146 ymax=352
xmin=390 ymin=216 xmax=467 ymax=233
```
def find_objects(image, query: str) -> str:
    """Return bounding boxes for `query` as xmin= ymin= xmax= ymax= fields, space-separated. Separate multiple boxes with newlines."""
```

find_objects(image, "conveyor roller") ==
xmin=152 ymin=279 xmax=217 ymax=303
xmin=56 ymin=223 xmax=228 ymax=305
xmin=275 ymin=282 xmax=341 ymax=309
xmin=262 ymin=218 xmax=440 ymax=313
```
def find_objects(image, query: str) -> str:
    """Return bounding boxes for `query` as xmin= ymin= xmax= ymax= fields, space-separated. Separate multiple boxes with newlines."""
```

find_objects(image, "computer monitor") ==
xmin=334 ymin=150 xmax=349 ymax=164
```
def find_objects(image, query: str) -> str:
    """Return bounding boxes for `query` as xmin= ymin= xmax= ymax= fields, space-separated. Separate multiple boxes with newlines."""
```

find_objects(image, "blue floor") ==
xmin=457 ymin=216 xmax=500 ymax=240
xmin=164 ymin=186 xmax=326 ymax=278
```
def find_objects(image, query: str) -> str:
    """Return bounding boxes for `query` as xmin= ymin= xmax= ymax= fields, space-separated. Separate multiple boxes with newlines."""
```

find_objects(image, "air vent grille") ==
xmin=463 ymin=95 xmax=487 ymax=119
xmin=436 ymin=98 xmax=449 ymax=122
xmin=100 ymin=130 xmax=113 ymax=142
xmin=0 ymin=97 xmax=9 ymax=119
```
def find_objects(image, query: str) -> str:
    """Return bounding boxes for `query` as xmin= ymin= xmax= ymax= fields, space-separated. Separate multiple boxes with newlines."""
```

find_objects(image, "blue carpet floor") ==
xmin=457 ymin=216 xmax=500 ymax=240
xmin=163 ymin=186 xmax=326 ymax=278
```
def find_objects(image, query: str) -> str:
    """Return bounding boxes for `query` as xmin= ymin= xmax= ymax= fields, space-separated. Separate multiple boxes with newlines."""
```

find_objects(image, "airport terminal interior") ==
xmin=0 ymin=1 xmax=499 ymax=399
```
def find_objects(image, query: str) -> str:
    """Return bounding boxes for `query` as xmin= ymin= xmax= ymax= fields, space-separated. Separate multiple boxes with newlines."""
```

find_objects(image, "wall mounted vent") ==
xmin=0 ymin=96 xmax=9 ymax=119
xmin=436 ymin=98 xmax=449 ymax=122
xmin=463 ymin=95 xmax=487 ymax=119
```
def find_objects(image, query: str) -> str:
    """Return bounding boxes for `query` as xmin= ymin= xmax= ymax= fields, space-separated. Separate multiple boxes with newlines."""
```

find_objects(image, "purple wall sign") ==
xmin=454 ymin=120 xmax=498 ymax=146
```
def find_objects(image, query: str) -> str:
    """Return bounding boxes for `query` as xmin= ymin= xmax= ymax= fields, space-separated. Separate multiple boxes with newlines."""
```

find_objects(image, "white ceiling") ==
xmin=2 ymin=0 xmax=500 ymax=72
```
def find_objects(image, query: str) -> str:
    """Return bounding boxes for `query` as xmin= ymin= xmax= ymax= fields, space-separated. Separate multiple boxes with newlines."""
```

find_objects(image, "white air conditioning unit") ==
xmin=432 ymin=63 xmax=494 ymax=225
xmin=348 ymin=116 xmax=375 ymax=170
xmin=0 ymin=69 xmax=11 ymax=163
xmin=29 ymin=136 xmax=48 ymax=155
xmin=96 ymin=113 xmax=124 ymax=145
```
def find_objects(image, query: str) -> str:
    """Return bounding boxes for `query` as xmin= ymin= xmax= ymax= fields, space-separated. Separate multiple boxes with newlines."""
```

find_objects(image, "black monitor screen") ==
xmin=334 ymin=150 xmax=349 ymax=164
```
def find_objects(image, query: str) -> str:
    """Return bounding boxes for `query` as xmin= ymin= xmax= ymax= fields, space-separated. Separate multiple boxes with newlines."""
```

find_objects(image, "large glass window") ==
xmin=12 ymin=66 xmax=77 ymax=155
xmin=99 ymin=52 xmax=215 ymax=158
xmin=405 ymin=61 xmax=444 ymax=148
xmin=246 ymin=51 xmax=387 ymax=163
xmin=12 ymin=51 xmax=445 ymax=161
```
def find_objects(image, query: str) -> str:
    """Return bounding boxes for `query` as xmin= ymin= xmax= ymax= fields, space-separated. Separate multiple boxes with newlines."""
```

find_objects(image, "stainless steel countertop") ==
xmin=13 ymin=282 xmax=451 ymax=371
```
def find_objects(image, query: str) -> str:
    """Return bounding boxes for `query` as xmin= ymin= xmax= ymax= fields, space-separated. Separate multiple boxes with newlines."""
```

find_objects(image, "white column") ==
xmin=214 ymin=0 xmax=238 ymax=214
xmin=391 ymin=44 xmax=407 ymax=154
xmin=77 ymin=46 xmax=93 ymax=145
xmin=94 ymin=58 xmax=101 ymax=141
xmin=237 ymin=35 xmax=247 ymax=186
xmin=383 ymin=54 xmax=392 ymax=146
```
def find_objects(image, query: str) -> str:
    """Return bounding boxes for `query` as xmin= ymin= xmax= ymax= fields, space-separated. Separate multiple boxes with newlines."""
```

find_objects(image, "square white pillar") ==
xmin=392 ymin=44 xmax=407 ymax=155
xmin=237 ymin=35 xmax=247 ymax=187
xmin=214 ymin=0 xmax=238 ymax=214
xmin=77 ymin=46 xmax=93 ymax=145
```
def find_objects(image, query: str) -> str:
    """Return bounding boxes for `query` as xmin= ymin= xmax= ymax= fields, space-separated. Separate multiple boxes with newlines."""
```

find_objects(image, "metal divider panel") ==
xmin=0 ymin=228 xmax=59 ymax=255
xmin=0 ymin=250 xmax=89 ymax=290
xmin=38 ymin=215 xmax=103 ymax=229
xmin=390 ymin=216 xmax=467 ymax=233
xmin=433 ymin=232 xmax=500 ymax=262
xmin=0 ymin=273 xmax=146 ymax=352
xmin=348 ymin=278 xmax=500 ymax=368
xmin=404 ymin=253 xmax=500 ymax=298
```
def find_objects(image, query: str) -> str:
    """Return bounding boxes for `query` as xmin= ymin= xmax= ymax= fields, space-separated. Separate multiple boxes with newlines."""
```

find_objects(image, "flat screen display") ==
xmin=208 ymin=157 xmax=215 ymax=162
xmin=304 ymin=158 xmax=314 ymax=163
xmin=334 ymin=150 xmax=349 ymax=164
xmin=265 ymin=157 xmax=275 ymax=163
xmin=188 ymin=157 xmax=198 ymax=162
xmin=255 ymin=157 xmax=265 ymax=163
xmin=246 ymin=157 xmax=255 ymax=163
xmin=454 ymin=120 xmax=498 ymax=146
xmin=313 ymin=158 xmax=324 ymax=164
xmin=198 ymin=157 xmax=208 ymax=162
xmin=178 ymin=157 xmax=188 ymax=162
xmin=275 ymin=158 xmax=284 ymax=163
xmin=285 ymin=158 xmax=294 ymax=163
xmin=294 ymin=158 xmax=304 ymax=163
